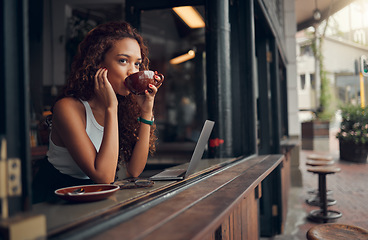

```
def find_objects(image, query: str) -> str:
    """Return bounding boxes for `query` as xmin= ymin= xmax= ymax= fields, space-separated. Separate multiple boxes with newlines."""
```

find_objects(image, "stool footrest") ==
xmin=308 ymin=209 xmax=342 ymax=223
xmin=308 ymin=189 xmax=333 ymax=195
xmin=306 ymin=197 xmax=336 ymax=206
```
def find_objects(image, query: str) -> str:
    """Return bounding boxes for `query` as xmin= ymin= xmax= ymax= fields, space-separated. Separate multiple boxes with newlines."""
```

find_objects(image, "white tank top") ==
xmin=47 ymin=100 xmax=104 ymax=179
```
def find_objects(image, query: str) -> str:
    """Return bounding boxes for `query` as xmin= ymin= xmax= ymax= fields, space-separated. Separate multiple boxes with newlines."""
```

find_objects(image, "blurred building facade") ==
xmin=296 ymin=0 xmax=368 ymax=122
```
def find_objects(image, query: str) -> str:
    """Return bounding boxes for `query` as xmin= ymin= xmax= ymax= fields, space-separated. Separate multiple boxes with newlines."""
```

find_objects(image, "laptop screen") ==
xmin=149 ymin=120 xmax=215 ymax=180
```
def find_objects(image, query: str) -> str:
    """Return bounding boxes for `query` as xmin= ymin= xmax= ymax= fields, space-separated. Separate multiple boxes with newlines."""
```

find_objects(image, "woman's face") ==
xmin=101 ymin=38 xmax=142 ymax=96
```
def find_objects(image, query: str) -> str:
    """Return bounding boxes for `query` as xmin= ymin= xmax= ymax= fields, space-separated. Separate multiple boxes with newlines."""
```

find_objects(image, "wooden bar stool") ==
xmin=307 ymin=154 xmax=333 ymax=161
xmin=307 ymin=155 xmax=334 ymax=195
xmin=307 ymin=166 xmax=342 ymax=223
xmin=307 ymin=223 xmax=368 ymax=240
xmin=306 ymin=160 xmax=335 ymax=206
xmin=306 ymin=160 xmax=334 ymax=166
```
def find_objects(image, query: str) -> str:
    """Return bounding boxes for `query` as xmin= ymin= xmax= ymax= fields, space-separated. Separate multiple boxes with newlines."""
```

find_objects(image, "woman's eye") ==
xmin=135 ymin=62 xmax=141 ymax=67
xmin=119 ymin=59 xmax=127 ymax=64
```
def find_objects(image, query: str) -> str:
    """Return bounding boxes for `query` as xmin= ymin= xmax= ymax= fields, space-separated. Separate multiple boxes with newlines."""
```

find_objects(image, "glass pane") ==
xmin=300 ymin=74 xmax=306 ymax=90
xmin=65 ymin=4 xmax=124 ymax=77
xmin=140 ymin=7 xmax=206 ymax=145
xmin=310 ymin=73 xmax=315 ymax=89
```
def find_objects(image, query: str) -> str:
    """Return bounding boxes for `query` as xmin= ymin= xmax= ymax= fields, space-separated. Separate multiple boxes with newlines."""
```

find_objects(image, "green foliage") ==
xmin=317 ymin=60 xmax=337 ymax=121
xmin=336 ymin=105 xmax=368 ymax=144
xmin=313 ymin=37 xmax=337 ymax=121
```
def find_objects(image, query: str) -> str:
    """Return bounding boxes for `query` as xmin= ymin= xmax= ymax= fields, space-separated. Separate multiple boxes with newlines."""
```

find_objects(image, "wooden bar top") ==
xmin=30 ymin=154 xmax=284 ymax=239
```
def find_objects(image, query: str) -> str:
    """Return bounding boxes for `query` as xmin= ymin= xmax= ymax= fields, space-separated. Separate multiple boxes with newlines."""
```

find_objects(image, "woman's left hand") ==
xmin=134 ymin=84 xmax=159 ymax=115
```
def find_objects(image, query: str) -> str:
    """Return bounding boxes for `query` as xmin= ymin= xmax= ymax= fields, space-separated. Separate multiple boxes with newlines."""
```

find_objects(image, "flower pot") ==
xmin=339 ymin=140 xmax=368 ymax=163
xmin=301 ymin=120 xmax=330 ymax=151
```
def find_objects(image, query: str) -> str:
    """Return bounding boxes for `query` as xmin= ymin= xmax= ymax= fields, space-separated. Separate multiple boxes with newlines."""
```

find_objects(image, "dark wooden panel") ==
xmin=241 ymin=190 xmax=259 ymax=239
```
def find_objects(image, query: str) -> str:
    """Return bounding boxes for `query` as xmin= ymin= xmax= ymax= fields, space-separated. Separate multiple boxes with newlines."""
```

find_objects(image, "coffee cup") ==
xmin=124 ymin=70 xmax=164 ymax=95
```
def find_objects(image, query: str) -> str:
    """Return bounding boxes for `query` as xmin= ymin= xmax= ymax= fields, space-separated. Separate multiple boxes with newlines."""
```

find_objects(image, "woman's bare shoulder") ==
xmin=53 ymin=97 xmax=85 ymax=117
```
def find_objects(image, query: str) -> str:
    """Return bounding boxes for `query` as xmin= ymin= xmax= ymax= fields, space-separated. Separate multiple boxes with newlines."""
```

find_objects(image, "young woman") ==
xmin=32 ymin=21 xmax=158 ymax=203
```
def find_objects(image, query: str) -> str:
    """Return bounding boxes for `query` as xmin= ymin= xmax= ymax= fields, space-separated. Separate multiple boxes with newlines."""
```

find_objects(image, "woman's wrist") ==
xmin=140 ymin=111 xmax=153 ymax=120
xmin=138 ymin=110 xmax=154 ymax=125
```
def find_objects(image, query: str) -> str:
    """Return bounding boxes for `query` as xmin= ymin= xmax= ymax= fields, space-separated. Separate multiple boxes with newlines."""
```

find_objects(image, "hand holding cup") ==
xmin=124 ymin=70 xmax=164 ymax=95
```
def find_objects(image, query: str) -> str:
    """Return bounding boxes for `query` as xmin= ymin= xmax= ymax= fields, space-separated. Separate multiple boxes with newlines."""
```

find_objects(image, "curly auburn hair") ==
xmin=57 ymin=21 xmax=157 ymax=165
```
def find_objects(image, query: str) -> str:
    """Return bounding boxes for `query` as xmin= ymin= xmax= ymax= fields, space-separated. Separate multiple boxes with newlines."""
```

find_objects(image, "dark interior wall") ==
xmin=1 ymin=0 xmax=5 ymax=135
xmin=1 ymin=0 xmax=32 ymax=214
xmin=29 ymin=0 xmax=44 ymax=120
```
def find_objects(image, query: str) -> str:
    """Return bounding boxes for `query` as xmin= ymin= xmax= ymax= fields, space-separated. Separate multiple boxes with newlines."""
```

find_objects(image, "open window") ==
xmin=126 ymin=1 xmax=207 ymax=165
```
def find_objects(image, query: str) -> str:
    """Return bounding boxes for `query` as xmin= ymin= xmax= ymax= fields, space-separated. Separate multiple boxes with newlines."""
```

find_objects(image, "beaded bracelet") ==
xmin=137 ymin=116 xmax=154 ymax=125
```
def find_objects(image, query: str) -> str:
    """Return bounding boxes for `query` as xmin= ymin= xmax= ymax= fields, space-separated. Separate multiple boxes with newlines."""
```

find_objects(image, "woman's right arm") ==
xmin=51 ymin=97 xmax=119 ymax=183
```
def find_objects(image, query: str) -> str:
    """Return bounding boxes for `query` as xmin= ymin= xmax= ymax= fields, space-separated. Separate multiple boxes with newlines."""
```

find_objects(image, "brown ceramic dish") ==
xmin=55 ymin=184 xmax=119 ymax=202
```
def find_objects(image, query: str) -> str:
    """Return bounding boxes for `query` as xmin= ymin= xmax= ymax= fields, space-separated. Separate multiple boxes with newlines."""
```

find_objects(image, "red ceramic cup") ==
xmin=124 ymin=70 xmax=164 ymax=95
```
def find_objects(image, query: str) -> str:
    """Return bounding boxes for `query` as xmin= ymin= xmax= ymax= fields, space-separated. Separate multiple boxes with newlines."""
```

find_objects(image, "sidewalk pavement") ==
xmin=274 ymin=128 xmax=368 ymax=240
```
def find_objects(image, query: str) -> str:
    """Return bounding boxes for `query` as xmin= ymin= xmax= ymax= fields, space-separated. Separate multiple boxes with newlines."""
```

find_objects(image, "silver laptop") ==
xmin=149 ymin=120 xmax=215 ymax=180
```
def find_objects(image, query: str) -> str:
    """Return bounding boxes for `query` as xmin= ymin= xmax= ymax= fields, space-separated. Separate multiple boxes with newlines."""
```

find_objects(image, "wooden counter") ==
xmin=31 ymin=154 xmax=284 ymax=239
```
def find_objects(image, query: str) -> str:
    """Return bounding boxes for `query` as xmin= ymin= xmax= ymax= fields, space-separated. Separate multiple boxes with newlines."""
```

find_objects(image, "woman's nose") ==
xmin=127 ymin=64 xmax=139 ymax=76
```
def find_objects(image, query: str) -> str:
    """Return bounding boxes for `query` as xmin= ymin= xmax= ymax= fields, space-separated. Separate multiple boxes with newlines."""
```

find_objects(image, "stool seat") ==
xmin=306 ymin=160 xmax=334 ymax=166
xmin=307 ymin=154 xmax=333 ymax=161
xmin=307 ymin=166 xmax=341 ymax=174
xmin=307 ymin=223 xmax=368 ymax=240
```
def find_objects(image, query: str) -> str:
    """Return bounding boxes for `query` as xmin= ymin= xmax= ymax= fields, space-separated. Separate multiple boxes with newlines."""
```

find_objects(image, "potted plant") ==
xmin=336 ymin=104 xmax=368 ymax=163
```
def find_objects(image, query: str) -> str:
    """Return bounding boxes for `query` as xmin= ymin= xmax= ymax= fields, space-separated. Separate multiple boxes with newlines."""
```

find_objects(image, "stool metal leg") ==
xmin=319 ymin=173 xmax=327 ymax=216
xmin=308 ymin=172 xmax=342 ymax=223
xmin=306 ymin=173 xmax=336 ymax=207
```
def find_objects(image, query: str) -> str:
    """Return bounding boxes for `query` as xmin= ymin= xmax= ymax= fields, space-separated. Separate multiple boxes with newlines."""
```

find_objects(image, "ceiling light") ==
xmin=313 ymin=9 xmax=321 ymax=21
xmin=313 ymin=0 xmax=321 ymax=21
xmin=170 ymin=50 xmax=195 ymax=65
xmin=172 ymin=6 xmax=205 ymax=29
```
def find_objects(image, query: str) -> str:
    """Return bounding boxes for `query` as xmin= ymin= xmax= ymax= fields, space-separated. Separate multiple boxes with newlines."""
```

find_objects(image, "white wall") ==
xmin=296 ymin=36 xmax=368 ymax=111
xmin=323 ymin=37 xmax=368 ymax=74
xmin=297 ymin=55 xmax=316 ymax=110
xmin=284 ymin=0 xmax=300 ymax=137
